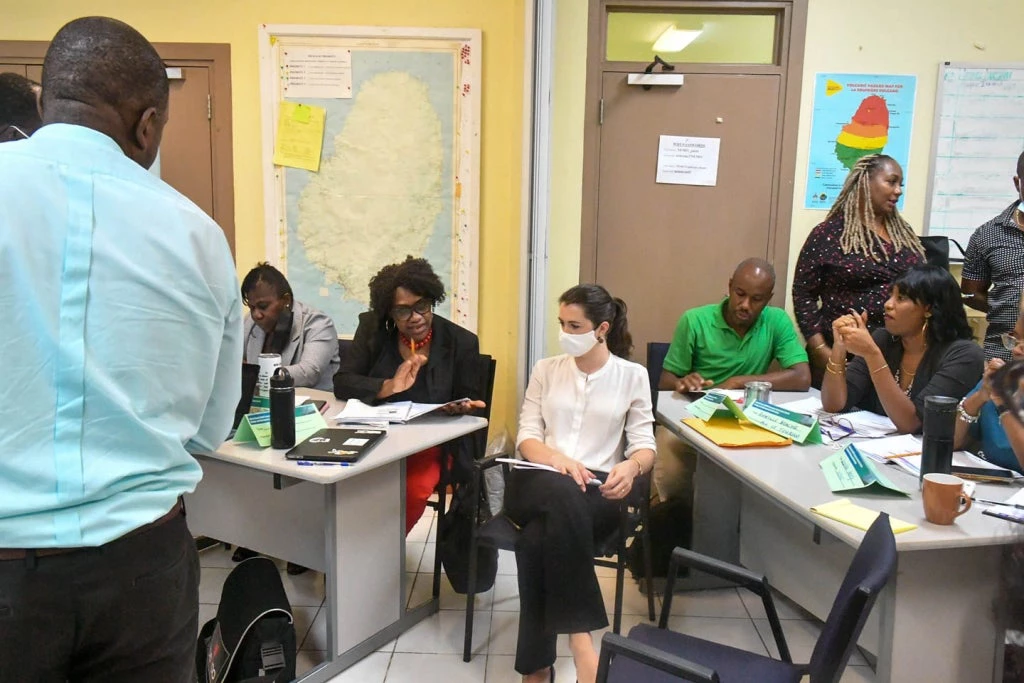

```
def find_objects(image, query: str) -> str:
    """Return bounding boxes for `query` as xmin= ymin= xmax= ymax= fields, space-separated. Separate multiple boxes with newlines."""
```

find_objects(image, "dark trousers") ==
xmin=505 ymin=469 xmax=621 ymax=674
xmin=0 ymin=511 xmax=199 ymax=683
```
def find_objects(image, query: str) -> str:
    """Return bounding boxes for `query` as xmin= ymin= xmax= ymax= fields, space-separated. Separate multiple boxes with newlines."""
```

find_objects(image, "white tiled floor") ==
xmin=198 ymin=509 xmax=877 ymax=682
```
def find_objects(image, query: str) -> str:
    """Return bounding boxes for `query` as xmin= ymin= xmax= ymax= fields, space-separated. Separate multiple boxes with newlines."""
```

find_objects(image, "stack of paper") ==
xmin=780 ymin=396 xmax=826 ymax=417
xmin=842 ymin=411 xmax=899 ymax=438
xmin=855 ymin=434 xmax=923 ymax=463
xmin=890 ymin=450 xmax=1020 ymax=480
xmin=332 ymin=398 xmax=468 ymax=424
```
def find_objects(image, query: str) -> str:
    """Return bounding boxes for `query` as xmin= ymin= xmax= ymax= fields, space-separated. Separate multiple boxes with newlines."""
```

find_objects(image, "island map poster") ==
xmin=805 ymin=73 xmax=917 ymax=210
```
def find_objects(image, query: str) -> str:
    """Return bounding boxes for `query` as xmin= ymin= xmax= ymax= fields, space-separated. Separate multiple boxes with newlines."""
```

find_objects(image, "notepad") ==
xmin=682 ymin=417 xmax=792 ymax=448
xmin=810 ymin=498 xmax=917 ymax=533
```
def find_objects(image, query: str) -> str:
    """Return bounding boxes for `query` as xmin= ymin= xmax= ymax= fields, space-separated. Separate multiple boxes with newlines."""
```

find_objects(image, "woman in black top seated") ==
xmin=821 ymin=264 xmax=983 ymax=433
xmin=333 ymin=256 xmax=485 ymax=533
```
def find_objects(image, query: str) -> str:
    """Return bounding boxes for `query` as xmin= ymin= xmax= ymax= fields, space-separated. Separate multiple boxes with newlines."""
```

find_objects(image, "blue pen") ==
xmin=296 ymin=461 xmax=352 ymax=467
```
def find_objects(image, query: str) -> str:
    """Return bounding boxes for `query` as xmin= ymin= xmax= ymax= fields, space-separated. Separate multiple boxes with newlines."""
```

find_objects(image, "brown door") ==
xmin=594 ymin=72 xmax=782 ymax=363
xmin=162 ymin=68 xmax=215 ymax=218
xmin=0 ymin=42 xmax=234 ymax=252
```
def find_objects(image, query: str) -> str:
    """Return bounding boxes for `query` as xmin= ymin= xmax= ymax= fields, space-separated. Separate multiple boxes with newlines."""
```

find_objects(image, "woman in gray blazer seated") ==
xmin=241 ymin=262 xmax=340 ymax=391
xmin=234 ymin=263 xmax=340 ymax=572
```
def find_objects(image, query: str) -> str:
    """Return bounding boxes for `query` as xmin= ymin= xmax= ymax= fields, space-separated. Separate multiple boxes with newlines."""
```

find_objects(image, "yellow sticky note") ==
xmin=273 ymin=101 xmax=326 ymax=172
xmin=810 ymin=498 xmax=917 ymax=534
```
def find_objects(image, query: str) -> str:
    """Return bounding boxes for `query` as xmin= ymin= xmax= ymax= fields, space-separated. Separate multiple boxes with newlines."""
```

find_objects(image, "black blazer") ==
xmin=333 ymin=312 xmax=487 ymax=482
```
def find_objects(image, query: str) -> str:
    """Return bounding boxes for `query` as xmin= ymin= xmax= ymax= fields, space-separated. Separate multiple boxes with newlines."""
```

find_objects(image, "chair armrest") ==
xmin=473 ymin=451 xmax=509 ymax=472
xmin=666 ymin=547 xmax=765 ymax=594
xmin=661 ymin=548 xmax=793 ymax=663
xmin=597 ymin=633 xmax=719 ymax=683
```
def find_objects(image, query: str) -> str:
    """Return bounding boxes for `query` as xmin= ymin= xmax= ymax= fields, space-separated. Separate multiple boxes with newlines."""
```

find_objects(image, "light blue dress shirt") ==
xmin=0 ymin=124 xmax=243 ymax=548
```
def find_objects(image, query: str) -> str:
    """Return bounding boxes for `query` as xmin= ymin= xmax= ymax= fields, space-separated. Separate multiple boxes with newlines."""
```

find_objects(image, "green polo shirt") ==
xmin=663 ymin=299 xmax=808 ymax=385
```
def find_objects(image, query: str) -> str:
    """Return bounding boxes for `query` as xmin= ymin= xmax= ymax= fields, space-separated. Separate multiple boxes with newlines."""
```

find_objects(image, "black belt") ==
xmin=0 ymin=497 xmax=185 ymax=561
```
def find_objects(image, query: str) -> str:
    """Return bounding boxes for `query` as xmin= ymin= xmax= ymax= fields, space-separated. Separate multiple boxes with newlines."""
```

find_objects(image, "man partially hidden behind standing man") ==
xmin=0 ymin=71 xmax=42 ymax=142
xmin=962 ymin=150 xmax=1024 ymax=361
xmin=0 ymin=17 xmax=241 ymax=683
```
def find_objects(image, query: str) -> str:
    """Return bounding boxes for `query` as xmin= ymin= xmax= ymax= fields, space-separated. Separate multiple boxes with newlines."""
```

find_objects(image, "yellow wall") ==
xmin=548 ymin=0 xmax=1024 ymax=347
xmin=1 ymin=0 xmax=525 ymax=434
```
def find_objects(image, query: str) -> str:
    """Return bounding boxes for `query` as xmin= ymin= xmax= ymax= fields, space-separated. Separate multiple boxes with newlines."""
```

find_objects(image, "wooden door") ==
xmin=163 ymin=67 xmax=215 ymax=218
xmin=594 ymin=72 xmax=782 ymax=362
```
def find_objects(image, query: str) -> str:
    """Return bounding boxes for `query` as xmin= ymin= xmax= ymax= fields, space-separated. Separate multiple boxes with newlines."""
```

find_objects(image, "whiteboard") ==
xmin=924 ymin=62 xmax=1024 ymax=246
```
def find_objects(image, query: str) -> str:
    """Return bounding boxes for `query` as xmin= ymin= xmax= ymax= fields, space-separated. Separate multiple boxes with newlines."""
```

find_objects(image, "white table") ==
xmin=656 ymin=390 xmax=1019 ymax=683
xmin=185 ymin=389 xmax=487 ymax=681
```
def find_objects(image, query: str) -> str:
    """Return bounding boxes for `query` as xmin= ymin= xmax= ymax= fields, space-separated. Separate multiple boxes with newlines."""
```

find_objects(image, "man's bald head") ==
xmin=731 ymin=257 xmax=776 ymax=289
xmin=41 ymin=17 xmax=168 ymax=168
xmin=725 ymin=258 xmax=776 ymax=332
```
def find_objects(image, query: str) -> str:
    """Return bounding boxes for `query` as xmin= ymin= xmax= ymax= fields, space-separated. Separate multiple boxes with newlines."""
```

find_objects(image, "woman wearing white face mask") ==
xmin=508 ymin=284 xmax=656 ymax=683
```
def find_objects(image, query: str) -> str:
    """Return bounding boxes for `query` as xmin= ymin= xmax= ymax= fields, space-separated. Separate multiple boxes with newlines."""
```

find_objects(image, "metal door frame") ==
xmin=579 ymin=0 xmax=807 ymax=302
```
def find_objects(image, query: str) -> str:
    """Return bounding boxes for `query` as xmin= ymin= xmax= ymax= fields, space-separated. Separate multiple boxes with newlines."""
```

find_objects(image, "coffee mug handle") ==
xmin=956 ymin=494 xmax=973 ymax=517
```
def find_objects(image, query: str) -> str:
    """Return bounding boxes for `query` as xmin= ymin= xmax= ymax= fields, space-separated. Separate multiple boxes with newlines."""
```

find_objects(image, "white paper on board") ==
xmin=655 ymin=135 xmax=721 ymax=186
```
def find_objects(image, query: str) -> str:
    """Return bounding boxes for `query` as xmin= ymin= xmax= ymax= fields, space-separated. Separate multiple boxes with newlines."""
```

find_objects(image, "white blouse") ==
xmin=516 ymin=353 xmax=657 ymax=473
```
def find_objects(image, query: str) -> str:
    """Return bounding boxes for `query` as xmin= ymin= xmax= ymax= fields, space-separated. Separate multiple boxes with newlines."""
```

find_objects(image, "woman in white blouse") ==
xmin=510 ymin=284 xmax=657 ymax=683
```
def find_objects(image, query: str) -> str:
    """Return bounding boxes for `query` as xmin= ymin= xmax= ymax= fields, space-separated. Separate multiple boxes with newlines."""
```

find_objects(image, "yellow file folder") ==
xmin=682 ymin=416 xmax=792 ymax=448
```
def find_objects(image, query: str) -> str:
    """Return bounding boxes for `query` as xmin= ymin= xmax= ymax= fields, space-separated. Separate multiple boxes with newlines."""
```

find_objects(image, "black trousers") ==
xmin=505 ymin=469 xmax=621 ymax=674
xmin=0 ymin=510 xmax=199 ymax=683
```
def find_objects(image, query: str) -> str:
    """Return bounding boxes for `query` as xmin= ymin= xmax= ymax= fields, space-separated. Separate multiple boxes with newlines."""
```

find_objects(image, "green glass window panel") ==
xmin=606 ymin=11 xmax=778 ymax=64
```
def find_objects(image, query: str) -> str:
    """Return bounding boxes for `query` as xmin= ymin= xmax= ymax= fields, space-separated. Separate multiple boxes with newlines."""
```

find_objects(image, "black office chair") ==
xmin=337 ymin=337 xmax=353 ymax=365
xmin=460 ymin=456 xmax=657 ymax=662
xmin=647 ymin=341 xmax=671 ymax=414
xmin=428 ymin=354 xmax=497 ymax=601
xmin=595 ymin=512 xmax=897 ymax=683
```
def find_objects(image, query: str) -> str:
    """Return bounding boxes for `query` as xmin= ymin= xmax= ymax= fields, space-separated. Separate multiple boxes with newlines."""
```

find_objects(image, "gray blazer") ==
xmin=244 ymin=300 xmax=340 ymax=391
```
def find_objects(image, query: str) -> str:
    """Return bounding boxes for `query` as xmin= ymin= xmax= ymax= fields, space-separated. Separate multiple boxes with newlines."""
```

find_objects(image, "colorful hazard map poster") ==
xmin=805 ymin=73 xmax=917 ymax=210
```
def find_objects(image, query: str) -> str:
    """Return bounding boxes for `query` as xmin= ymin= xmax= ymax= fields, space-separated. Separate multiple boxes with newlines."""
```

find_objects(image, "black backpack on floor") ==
xmin=196 ymin=557 xmax=297 ymax=683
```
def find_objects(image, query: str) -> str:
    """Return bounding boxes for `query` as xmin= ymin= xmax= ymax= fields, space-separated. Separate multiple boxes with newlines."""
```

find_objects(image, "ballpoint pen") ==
xmin=974 ymin=497 xmax=1024 ymax=510
xmin=296 ymin=461 xmax=352 ymax=467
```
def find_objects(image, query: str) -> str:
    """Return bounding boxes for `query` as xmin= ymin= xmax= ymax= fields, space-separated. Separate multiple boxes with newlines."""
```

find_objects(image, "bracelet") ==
xmin=629 ymin=456 xmax=644 ymax=477
xmin=957 ymin=398 xmax=980 ymax=424
xmin=825 ymin=358 xmax=846 ymax=375
xmin=870 ymin=363 xmax=890 ymax=375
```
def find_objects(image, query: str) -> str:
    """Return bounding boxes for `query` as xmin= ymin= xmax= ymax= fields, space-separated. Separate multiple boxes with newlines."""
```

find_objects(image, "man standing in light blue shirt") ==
xmin=0 ymin=17 xmax=241 ymax=683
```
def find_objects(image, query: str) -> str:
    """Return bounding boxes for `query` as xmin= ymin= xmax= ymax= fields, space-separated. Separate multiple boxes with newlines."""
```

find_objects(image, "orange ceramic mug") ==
xmin=922 ymin=473 xmax=973 ymax=525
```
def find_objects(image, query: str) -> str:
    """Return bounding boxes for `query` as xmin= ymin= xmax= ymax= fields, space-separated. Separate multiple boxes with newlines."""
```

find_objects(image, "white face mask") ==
xmin=558 ymin=329 xmax=600 ymax=357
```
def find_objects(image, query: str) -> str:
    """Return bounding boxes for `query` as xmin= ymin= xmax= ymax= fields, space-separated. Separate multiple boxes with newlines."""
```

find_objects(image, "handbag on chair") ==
xmin=439 ymin=482 xmax=498 ymax=594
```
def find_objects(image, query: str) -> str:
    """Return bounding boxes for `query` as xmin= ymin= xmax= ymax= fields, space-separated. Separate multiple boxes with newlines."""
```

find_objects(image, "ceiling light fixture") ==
xmin=652 ymin=25 xmax=703 ymax=53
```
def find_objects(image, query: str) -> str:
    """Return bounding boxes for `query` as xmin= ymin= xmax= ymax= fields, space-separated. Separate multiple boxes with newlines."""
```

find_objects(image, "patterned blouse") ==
xmin=792 ymin=215 xmax=923 ymax=345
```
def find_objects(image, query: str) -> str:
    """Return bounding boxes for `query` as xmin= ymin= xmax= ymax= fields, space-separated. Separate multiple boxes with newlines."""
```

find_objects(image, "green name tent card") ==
xmin=820 ymin=444 xmax=909 ymax=496
xmin=743 ymin=400 xmax=823 ymax=444
xmin=234 ymin=403 xmax=328 ymax=448
xmin=688 ymin=391 xmax=746 ymax=422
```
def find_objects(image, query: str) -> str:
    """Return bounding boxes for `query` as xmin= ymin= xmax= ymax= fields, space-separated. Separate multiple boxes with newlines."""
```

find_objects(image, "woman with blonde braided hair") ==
xmin=792 ymin=154 xmax=925 ymax=386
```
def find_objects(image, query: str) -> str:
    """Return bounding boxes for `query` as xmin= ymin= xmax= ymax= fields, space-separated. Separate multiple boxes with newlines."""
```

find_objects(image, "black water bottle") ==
xmin=270 ymin=367 xmax=295 ymax=450
xmin=920 ymin=395 xmax=956 ymax=486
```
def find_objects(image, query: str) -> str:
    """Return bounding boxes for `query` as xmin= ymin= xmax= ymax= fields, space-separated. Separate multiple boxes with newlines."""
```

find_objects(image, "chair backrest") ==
xmin=646 ymin=341 xmax=671 ymax=412
xmin=808 ymin=513 xmax=897 ymax=682
xmin=337 ymin=337 xmax=354 ymax=365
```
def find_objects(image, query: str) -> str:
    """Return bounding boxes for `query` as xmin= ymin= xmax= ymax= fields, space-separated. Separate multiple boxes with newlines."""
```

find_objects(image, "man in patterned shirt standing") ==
xmin=962 ymin=150 xmax=1024 ymax=361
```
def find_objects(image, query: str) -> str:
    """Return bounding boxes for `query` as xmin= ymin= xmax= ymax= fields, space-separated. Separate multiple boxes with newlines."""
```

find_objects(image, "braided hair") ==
xmin=825 ymin=154 xmax=923 ymax=262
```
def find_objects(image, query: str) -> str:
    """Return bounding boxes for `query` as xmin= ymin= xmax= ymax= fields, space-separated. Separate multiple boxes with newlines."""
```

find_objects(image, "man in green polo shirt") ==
xmin=653 ymin=258 xmax=809 ymax=504
xmin=658 ymin=257 xmax=810 ymax=392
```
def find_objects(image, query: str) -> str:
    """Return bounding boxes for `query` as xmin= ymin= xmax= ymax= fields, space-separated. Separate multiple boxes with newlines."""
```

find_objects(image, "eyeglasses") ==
xmin=391 ymin=299 xmax=433 ymax=321
xmin=1000 ymin=333 xmax=1023 ymax=352
xmin=0 ymin=124 xmax=29 ymax=140
xmin=819 ymin=416 xmax=854 ymax=442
